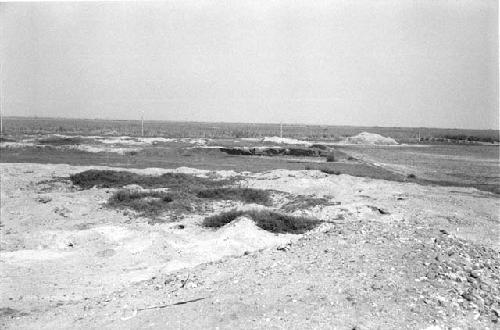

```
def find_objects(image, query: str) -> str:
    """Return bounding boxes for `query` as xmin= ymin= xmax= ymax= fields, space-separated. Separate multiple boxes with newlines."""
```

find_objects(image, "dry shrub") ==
xmin=197 ymin=188 xmax=272 ymax=205
xmin=202 ymin=209 xmax=321 ymax=234
xmin=202 ymin=209 xmax=245 ymax=228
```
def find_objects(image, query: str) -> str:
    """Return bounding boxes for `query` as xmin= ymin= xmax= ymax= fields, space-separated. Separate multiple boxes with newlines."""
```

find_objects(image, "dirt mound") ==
xmin=346 ymin=132 xmax=398 ymax=145
xmin=262 ymin=136 xmax=312 ymax=146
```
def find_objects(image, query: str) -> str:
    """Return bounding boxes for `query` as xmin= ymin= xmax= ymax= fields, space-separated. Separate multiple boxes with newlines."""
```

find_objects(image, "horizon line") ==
xmin=2 ymin=115 xmax=499 ymax=132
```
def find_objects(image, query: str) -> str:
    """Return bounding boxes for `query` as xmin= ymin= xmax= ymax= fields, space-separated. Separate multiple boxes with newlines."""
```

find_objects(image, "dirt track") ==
xmin=1 ymin=163 xmax=499 ymax=329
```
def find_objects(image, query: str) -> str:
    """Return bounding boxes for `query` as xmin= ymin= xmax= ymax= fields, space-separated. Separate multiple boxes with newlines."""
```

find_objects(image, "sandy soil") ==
xmin=1 ymin=163 xmax=499 ymax=329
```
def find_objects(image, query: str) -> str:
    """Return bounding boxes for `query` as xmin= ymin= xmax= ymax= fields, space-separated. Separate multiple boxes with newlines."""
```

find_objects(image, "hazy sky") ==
xmin=1 ymin=0 xmax=498 ymax=129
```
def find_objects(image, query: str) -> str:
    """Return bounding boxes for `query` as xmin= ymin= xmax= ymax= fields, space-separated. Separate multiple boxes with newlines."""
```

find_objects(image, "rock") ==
xmin=36 ymin=195 xmax=52 ymax=203
xmin=475 ymin=296 xmax=485 ymax=309
xmin=54 ymin=206 xmax=71 ymax=217
xmin=490 ymin=308 xmax=500 ymax=323
xmin=470 ymin=270 xmax=481 ymax=279
xmin=480 ymin=283 xmax=490 ymax=291
xmin=462 ymin=292 xmax=474 ymax=302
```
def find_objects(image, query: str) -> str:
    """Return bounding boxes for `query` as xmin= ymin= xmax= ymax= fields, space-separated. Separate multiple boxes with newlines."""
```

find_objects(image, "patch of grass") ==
xmin=38 ymin=136 xmax=84 ymax=145
xmin=309 ymin=144 xmax=329 ymax=150
xmin=107 ymin=189 xmax=197 ymax=217
xmin=250 ymin=210 xmax=322 ymax=234
xmin=70 ymin=170 xmax=229 ymax=190
xmin=107 ymin=186 xmax=273 ymax=219
xmin=202 ymin=209 xmax=322 ymax=234
xmin=202 ymin=209 xmax=245 ymax=228
xmin=107 ymin=189 xmax=173 ymax=216
xmin=197 ymin=188 xmax=272 ymax=205
xmin=97 ymin=172 xmax=272 ymax=220
xmin=325 ymin=152 xmax=336 ymax=162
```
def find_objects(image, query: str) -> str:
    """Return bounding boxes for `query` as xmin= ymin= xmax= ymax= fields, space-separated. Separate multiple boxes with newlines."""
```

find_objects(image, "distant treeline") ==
xmin=2 ymin=117 xmax=499 ymax=143
xmin=437 ymin=134 xmax=498 ymax=143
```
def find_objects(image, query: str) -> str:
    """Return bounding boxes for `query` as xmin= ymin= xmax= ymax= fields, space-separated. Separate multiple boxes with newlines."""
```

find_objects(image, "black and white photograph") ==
xmin=0 ymin=1 xmax=498 ymax=329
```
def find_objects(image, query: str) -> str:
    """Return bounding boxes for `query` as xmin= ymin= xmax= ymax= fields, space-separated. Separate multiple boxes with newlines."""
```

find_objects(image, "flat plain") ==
xmin=0 ymin=118 xmax=499 ymax=329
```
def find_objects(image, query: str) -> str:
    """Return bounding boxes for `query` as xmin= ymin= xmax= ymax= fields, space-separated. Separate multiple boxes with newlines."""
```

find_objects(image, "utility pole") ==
xmin=280 ymin=122 xmax=283 ymax=138
xmin=0 ymin=63 xmax=3 ymax=136
xmin=140 ymin=110 xmax=144 ymax=137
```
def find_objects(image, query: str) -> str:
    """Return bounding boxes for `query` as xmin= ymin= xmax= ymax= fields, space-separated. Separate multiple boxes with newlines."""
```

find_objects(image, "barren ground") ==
xmin=1 ymin=162 xmax=499 ymax=329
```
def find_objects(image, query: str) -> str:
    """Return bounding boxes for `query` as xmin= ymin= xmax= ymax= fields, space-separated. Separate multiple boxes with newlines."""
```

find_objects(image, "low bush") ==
xmin=197 ymin=188 xmax=272 ymax=205
xmin=202 ymin=209 xmax=245 ymax=228
xmin=249 ymin=210 xmax=321 ymax=234
xmin=202 ymin=209 xmax=321 ymax=234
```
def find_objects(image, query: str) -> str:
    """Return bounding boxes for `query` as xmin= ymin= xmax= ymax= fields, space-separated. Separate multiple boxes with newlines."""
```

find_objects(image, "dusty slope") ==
xmin=1 ymin=163 xmax=499 ymax=329
xmin=343 ymin=132 xmax=399 ymax=145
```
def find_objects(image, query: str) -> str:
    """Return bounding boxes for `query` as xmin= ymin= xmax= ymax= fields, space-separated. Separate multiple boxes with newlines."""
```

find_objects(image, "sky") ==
xmin=0 ymin=0 xmax=498 ymax=129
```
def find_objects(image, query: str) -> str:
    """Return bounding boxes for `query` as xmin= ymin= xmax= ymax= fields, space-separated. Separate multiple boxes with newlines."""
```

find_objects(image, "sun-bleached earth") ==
xmin=0 ymin=135 xmax=210 ymax=155
xmin=1 ymin=163 xmax=499 ymax=329
xmin=341 ymin=132 xmax=399 ymax=145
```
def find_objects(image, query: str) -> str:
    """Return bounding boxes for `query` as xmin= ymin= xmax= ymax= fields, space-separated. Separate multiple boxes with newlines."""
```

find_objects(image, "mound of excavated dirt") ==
xmin=346 ymin=132 xmax=398 ymax=145
xmin=262 ymin=136 xmax=312 ymax=146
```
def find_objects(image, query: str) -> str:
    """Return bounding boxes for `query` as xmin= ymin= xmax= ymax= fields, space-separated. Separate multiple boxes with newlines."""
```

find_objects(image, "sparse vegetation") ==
xmin=70 ymin=170 xmax=229 ymax=190
xmin=202 ymin=209 xmax=322 ymax=234
xmin=326 ymin=152 xmax=335 ymax=162
xmin=309 ymin=144 xmax=329 ymax=150
xmin=197 ymin=188 xmax=272 ymax=205
xmin=107 ymin=189 xmax=196 ymax=217
xmin=38 ymin=136 xmax=85 ymax=145
xmin=89 ymin=170 xmax=273 ymax=219
xmin=202 ymin=209 xmax=245 ymax=228
xmin=107 ymin=186 xmax=273 ymax=218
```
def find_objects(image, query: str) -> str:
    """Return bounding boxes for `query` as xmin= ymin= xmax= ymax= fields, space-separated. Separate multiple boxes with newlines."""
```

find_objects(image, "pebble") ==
xmin=36 ymin=195 xmax=52 ymax=203
xmin=470 ymin=270 xmax=481 ymax=279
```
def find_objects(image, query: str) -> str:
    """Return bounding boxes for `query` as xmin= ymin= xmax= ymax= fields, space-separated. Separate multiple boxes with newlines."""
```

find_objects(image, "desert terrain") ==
xmin=0 ymin=125 xmax=499 ymax=329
